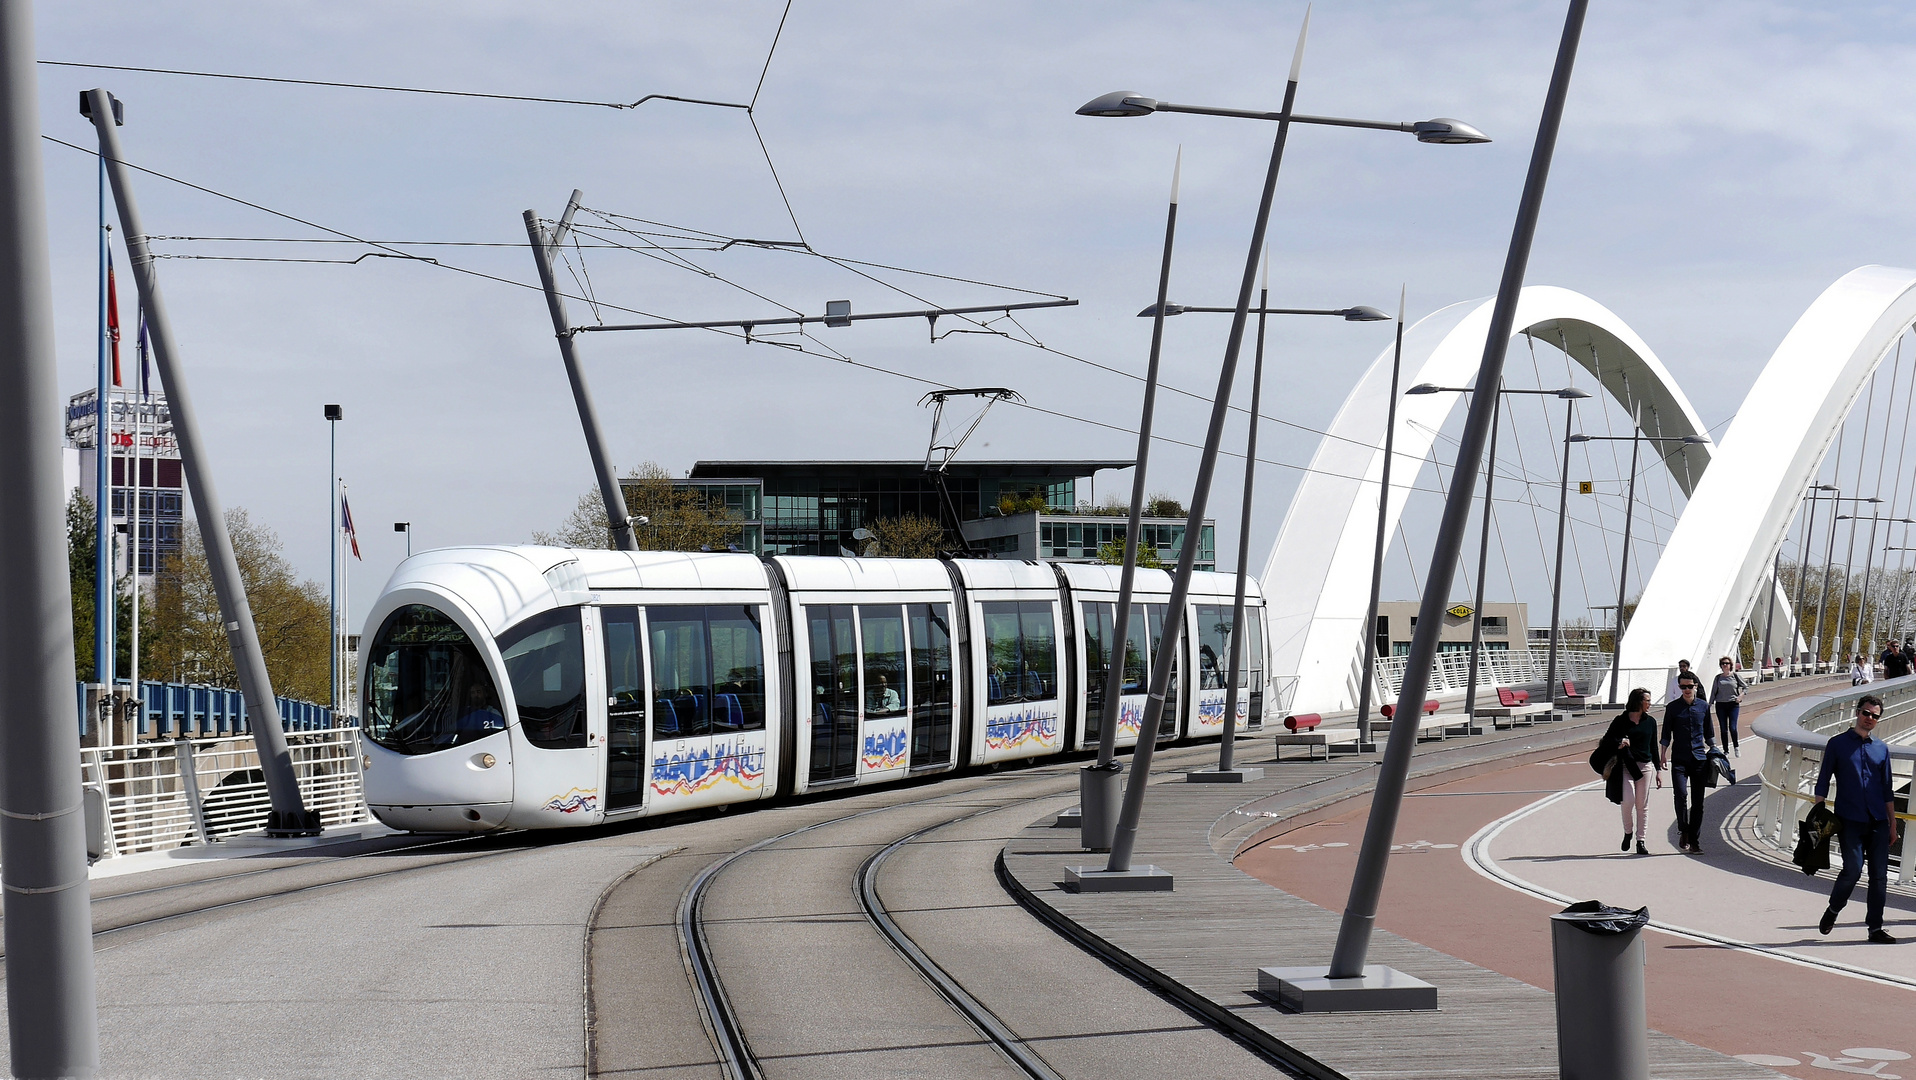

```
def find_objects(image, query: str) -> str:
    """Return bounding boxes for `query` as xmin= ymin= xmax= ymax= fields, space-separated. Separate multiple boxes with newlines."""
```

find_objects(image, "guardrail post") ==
xmin=174 ymin=737 xmax=210 ymax=845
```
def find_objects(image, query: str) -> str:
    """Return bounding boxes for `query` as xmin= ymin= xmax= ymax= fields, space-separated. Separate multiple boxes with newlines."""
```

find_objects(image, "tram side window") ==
xmin=908 ymin=604 xmax=953 ymax=767
xmin=498 ymin=609 xmax=588 ymax=750
xmin=648 ymin=605 xmax=768 ymax=740
xmin=1082 ymin=602 xmax=1149 ymax=739
xmin=860 ymin=605 xmax=907 ymax=718
xmin=982 ymin=600 xmax=1058 ymax=704
xmin=1195 ymin=604 xmax=1232 ymax=690
xmin=603 ymin=608 xmax=645 ymax=725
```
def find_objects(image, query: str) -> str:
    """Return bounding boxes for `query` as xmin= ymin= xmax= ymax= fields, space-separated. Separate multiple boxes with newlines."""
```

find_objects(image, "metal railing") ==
xmin=80 ymin=727 xmax=369 ymax=859
xmin=1753 ymin=677 xmax=1916 ymax=883
xmin=76 ymin=678 xmax=341 ymax=740
xmin=1371 ymin=647 xmax=1612 ymax=700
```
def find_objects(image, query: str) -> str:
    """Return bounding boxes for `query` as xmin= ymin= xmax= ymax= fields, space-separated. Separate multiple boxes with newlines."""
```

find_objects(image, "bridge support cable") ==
xmin=84 ymin=88 xmax=319 ymax=836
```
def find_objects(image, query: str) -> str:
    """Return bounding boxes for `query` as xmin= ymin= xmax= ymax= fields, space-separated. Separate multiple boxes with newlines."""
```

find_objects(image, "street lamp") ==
xmin=1404 ymin=383 xmax=1589 ymax=723
xmin=1139 ymin=289 xmax=1390 ymax=780
xmin=1076 ymin=91 xmax=1491 ymax=145
xmin=1838 ymin=512 xmax=1911 ymax=660
xmin=1568 ymin=430 xmax=1709 ymax=702
xmin=1811 ymin=494 xmax=1880 ymax=668
xmin=325 ymin=403 xmax=341 ymax=716
xmin=1788 ymin=484 xmax=1839 ymax=674
xmin=394 ymin=521 xmax=412 ymax=559
xmin=1070 ymin=9 xmax=1487 ymax=888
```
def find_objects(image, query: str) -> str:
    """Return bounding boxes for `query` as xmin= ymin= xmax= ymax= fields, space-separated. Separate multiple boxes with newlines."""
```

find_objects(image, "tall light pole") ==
xmin=1841 ymin=513 xmax=1910 ymax=662
xmin=0 ymin=3 xmax=101 ymax=1066
xmin=1791 ymin=485 xmax=1835 ymax=674
xmin=1762 ymin=548 xmax=1780 ymax=674
xmin=1405 ymin=381 xmax=1588 ymax=721
xmin=395 ymin=521 xmax=412 ymax=558
xmin=1141 ymin=294 xmax=1389 ymax=780
xmin=1570 ymin=429 xmax=1708 ymax=702
xmin=1070 ymin=9 xmax=1488 ymax=884
xmin=325 ymin=403 xmax=341 ymax=715
xmin=1814 ymin=495 xmax=1879 ymax=668
xmin=1355 ymin=290 xmax=1409 ymax=749
xmin=1544 ymin=383 xmax=1584 ymax=704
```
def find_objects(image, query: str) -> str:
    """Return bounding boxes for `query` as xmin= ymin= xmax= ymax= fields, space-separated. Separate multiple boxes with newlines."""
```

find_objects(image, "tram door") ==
xmin=907 ymin=603 xmax=954 ymax=769
xmin=1082 ymin=602 xmax=1148 ymax=747
xmin=1193 ymin=604 xmax=1233 ymax=733
xmin=1145 ymin=604 xmax=1182 ymax=738
xmin=645 ymin=606 xmax=770 ymax=808
xmin=600 ymin=607 xmax=647 ymax=812
xmin=808 ymin=605 xmax=860 ymax=783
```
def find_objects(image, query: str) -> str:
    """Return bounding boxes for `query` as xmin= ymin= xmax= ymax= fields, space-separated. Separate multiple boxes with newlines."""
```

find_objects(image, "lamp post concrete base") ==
xmin=1078 ymin=761 xmax=1123 ymax=851
xmin=1066 ymin=865 xmax=1173 ymax=892
xmin=1258 ymin=965 xmax=1437 ymax=1013
xmin=1052 ymin=806 xmax=1081 ymax=828
xmin=1185 ymin=767 xmax=1265 ymax=783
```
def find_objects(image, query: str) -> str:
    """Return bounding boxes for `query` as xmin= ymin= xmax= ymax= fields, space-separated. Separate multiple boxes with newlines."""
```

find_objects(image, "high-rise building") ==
xmin=63 ymin=387 xmax=184 ymax=581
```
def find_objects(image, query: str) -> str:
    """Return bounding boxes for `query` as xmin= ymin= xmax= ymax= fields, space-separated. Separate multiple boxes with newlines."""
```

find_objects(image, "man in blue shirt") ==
xmin=1660 ymin=673 xmax=1716 ymax=853
xmin=1815 ymin=694 xmax=1901 ymax=943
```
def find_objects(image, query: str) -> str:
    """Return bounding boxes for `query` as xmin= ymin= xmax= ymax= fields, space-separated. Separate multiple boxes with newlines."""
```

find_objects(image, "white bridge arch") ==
xmin=1261 ymin=285 xmax=1716 ymax=716
xmin=1617 ymin=265 xmax=1916 ymax=692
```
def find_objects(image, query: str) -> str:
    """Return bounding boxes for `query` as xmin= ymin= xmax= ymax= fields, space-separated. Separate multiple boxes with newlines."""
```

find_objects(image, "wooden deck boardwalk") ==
xmin=1001 ymin=714 xmax=1788 ymax=1080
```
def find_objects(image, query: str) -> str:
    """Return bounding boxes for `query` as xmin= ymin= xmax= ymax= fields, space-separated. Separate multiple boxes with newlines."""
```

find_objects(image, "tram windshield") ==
xmin=363 ymin=604 xmax=505 ymax=756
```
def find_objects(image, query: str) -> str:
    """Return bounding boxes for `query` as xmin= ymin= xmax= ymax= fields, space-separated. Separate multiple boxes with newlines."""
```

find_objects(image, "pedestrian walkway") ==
xmin=1001 ymin=710 xmax=1783 ymax=1080
xmin=1230 ymin=682 xmax=1916 ymax=1080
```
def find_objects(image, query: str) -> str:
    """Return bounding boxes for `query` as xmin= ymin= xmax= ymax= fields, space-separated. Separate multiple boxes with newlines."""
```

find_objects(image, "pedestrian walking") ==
xmin=1851 ymin=654 xmax=1873 ymax=686
xmin=1660 ymin=672 xmax=1717 ymax=853
xmin=1665 ymin=659 xmax=1695 ymax=704
xmin=1815 ymin=694 xmax=1901 ymax=943
xmin=1710 ymin=656 xmax=1747 ymax=757
xmin=1597 ymin=688 xmax=1662 ymax=854
xmin=1881 ymin=640 xmax=1910 ymax=681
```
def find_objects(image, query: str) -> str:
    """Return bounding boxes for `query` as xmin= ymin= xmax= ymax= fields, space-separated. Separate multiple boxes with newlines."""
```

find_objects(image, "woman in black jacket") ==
xmin=1598 ymin=688 xmax=1662 ymax=855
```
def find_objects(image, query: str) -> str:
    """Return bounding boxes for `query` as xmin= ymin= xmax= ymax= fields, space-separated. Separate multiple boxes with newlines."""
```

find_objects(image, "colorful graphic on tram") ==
xmin=650 ymin=739 xmax=767 ymax=797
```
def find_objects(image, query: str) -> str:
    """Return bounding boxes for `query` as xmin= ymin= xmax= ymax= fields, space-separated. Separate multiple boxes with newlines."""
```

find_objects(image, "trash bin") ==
xmin=1551 ymin=900 xmax=1649 ymax=1080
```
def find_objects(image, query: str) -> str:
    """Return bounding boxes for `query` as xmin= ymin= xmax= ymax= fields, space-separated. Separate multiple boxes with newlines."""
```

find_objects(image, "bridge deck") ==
xmin=1002 ymin=713 xmax=1783 ymax=1080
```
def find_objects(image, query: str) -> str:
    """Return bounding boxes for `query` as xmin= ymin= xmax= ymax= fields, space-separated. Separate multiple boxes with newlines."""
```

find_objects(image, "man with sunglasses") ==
xmin=1815 ymin=694 xmax=1901 ymax=943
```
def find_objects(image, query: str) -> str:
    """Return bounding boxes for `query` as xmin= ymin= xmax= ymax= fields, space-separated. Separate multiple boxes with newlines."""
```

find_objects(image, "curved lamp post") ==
xmin=1143 ymin=296 xmax=1389 ymax=781
xmin=1068 ymin=9 xmax=1487 ymax=871
xmin=1568 ymin=430 xmax=1710 ymax=702
xmin=1404 ymin=383 xmax=1589 ymax=723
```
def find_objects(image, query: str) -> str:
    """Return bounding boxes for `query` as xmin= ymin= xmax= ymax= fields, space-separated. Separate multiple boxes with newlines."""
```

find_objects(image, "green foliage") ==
xmin=67 ymin=489 xmax=132 ymax=682
xmin=996 ymin=492 xmax=1049 ymax=516
xmin=1144 ymin=494 xmax=1185 ymax=519
xmin=1096 ymin=538 xmax=1162 ymax=569
xmin=866 ymin=514 xmax=948 ymax=558
xmin=536 ymin=462 xmax=743 ymax=552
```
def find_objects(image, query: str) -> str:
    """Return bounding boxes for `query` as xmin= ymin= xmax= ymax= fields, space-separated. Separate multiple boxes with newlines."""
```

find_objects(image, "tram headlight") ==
xmin=361 ymin=754 xmax=371 ymax=771
xmin=478 ymin=753 xmax=496 ymax=769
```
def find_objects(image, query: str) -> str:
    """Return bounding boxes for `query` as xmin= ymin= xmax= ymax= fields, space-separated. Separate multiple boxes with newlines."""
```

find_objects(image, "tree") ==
xmin=67 ymin=489 xmax=131 ymax=682
xmin=1096 ymin=538 xmax=1162 ymax=569
xmin=534 ymin=462 xmax=742 ymax=552
xmin=147 ymin=508 xmax=331 ymax=702
xmin=866 ymin=514 xmax=948 ymax=558
xmin=1145 ymin=494 xmax=1185 ymax=518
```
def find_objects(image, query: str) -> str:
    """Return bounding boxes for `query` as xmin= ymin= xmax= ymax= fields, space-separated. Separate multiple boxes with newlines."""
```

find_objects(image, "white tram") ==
xmin=357 ymin=546 xmax=1269 ymax=832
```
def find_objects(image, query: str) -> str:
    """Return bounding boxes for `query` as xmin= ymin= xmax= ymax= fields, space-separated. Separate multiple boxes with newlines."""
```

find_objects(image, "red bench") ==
xmin=1378 ymin=700 xmax=1440 ymax=719
xmin=1283 ymin=713 xmax=1322 ymax=732
xmin=1555 ymin=679 xmax=1589 ymax=709
xmin=1274 ymin=713 xmax=1361 ymax=760
xmin=1497 ymin=688 xmax=1530 ymax=707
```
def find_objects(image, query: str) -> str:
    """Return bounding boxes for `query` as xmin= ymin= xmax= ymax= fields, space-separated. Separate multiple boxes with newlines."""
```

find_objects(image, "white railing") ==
xmin=1752 ymin=677 xmax=1916 ymax=883
xmin=1371 ymin=647 xmax=1612 ymax=699
xmin=80 ymin=727 xmax=369 ymax=859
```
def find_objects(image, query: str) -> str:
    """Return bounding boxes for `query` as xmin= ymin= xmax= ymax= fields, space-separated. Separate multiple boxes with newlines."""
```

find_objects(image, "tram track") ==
xmin=662 ymin=740 xmax=1279 ymax=1080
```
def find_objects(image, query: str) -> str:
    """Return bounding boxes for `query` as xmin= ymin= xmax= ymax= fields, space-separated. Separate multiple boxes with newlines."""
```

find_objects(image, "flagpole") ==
xmin=93 ymin=156 xmax=111 ymax=696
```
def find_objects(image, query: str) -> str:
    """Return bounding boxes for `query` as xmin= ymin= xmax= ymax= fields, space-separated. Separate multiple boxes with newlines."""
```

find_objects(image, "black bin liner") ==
xmin=1555 ymin=899 xmax=1649 ymax=935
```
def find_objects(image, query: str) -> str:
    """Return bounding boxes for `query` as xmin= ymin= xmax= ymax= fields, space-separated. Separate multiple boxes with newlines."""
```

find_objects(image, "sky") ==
xmin=30 ymin=1 xmax=1916 ymax=640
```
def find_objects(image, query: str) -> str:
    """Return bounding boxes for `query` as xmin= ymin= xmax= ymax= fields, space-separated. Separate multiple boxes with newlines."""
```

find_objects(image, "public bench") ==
xmin=1554 ymin=679 xmax=1590 ymax=709
xmin=1380 ymin=700 xmax=1462 ymax=739
xmin=1273 ymin=713 xmax=1362 ymax=761
xmin=1480 ymin=686 xmax=1557 ymax=728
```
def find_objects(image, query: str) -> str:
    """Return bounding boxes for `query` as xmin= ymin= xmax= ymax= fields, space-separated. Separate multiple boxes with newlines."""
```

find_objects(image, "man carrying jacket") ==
xmin=1815 ymin=694 xmax=1900 ymax=943
xmin=1661 ymin=672 xmax=1717 ymax=853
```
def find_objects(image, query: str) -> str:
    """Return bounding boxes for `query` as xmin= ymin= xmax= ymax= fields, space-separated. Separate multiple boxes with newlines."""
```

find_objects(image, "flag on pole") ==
xmin=137 ymin=306 xmax=151 ymax=398
xmin=341 ymin=486 xmax=362 ymax=560
xmin=107 ymin=251 xmax=122 ymax=385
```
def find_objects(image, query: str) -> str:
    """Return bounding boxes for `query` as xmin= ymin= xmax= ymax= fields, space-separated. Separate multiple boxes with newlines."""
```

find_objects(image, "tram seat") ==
xmin=715 ymin=694 xmax=744 ymax=730
xmin=988 ymin=673 xmax=1006 ymax=703
xmin=815 ymin=703 xmax=832 ymax=726
xmin=1022 ymin=671 xmax=1045 ymax=698
xmin=654 ymin=698 xmax=679 ymax=735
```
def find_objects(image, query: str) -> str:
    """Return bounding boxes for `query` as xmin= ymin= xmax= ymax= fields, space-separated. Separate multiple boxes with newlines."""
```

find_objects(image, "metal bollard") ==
xmin=1551 ymin=901 xmax=1649 ymax=1080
